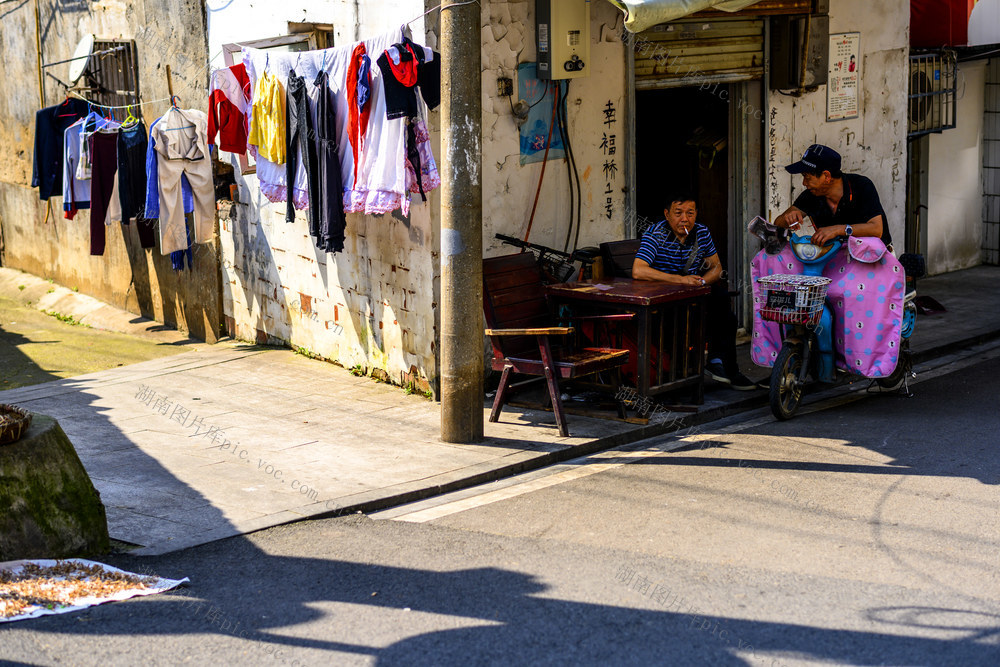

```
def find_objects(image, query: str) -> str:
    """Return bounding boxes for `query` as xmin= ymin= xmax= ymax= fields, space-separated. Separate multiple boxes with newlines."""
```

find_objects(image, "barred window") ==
xmin=77 ymin=39 xmax=141 ymax=110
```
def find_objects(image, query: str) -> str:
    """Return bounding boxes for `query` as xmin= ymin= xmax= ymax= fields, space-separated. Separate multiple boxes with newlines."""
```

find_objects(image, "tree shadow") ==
xmin=6 ymin=531 xmax=997 ymax=665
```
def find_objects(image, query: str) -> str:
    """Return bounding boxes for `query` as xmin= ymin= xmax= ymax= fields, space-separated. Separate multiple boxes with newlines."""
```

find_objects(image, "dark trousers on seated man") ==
xmin=705 ymin=282 xmax=744 ymax=386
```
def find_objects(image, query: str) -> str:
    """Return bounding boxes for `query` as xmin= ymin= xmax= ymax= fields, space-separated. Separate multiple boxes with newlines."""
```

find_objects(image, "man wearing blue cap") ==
xmin=774 ymin=144 xmax=893 ymax=249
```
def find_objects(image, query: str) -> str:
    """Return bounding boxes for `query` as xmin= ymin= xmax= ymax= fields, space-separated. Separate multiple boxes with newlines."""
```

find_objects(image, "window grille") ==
xmin=908 ymin=51 xmax=957 ymax=138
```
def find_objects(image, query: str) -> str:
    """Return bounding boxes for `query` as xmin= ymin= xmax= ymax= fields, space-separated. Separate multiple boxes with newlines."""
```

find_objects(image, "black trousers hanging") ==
xmin=117 ymin=122 xmax=156 ymax=248
xmin=313 ymin=71 xmax=347 ymax=254
xmin=285 ymin=69 xmax=319 ymax=228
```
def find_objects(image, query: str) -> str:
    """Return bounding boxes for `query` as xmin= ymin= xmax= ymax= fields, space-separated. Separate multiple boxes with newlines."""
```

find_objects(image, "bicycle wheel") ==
xmin=770 ymin=342 xmax=804 ymax=420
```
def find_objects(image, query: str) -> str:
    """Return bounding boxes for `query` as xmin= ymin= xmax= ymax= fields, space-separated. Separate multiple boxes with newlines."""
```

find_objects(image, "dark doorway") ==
xmin=635 ymin=86 xmax=731 ymax=269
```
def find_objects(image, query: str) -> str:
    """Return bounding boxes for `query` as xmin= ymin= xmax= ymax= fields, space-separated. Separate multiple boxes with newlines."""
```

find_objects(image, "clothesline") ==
xmin=66 ymin=48 xmax=229 ymax=111
xmin=68 ymin=91 xmax=176 ymax=110
xmin=404 ymin=0 xmax=481 ymax=27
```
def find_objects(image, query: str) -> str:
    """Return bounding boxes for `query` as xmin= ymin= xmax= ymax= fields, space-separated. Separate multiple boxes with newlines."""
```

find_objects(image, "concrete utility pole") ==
xmin=439 ymin=1 xmax=483 ymax=443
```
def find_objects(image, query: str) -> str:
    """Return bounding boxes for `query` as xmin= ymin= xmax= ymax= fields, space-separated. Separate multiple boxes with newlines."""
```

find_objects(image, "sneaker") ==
xmin=705 ymin=361 xmax=731 ymax=384
xmin=728 ymin=372 xmax=758 ymax=391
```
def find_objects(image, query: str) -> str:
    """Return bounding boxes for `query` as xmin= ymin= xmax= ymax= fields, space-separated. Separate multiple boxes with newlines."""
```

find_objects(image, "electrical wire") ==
xmin=558 ymin=81 xmax=582 ymax=254
xmin=565 ymin=81 xmax=582 ymax=253
xmin=556 ymin=84 xmax=574 ymax=253
xmin=404 ymin=0 xmax=481 ymax=27
xmin=522 ymin=83 xmax=559 ymax=244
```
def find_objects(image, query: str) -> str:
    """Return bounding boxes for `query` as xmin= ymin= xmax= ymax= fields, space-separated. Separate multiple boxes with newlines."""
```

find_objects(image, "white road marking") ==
xmin=383 ymin=340 xmax=1000 ymax=524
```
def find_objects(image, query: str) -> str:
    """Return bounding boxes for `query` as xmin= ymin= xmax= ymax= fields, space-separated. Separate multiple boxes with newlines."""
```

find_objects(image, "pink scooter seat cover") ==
xmin=750 ymin=236 xmax=905 ymax=378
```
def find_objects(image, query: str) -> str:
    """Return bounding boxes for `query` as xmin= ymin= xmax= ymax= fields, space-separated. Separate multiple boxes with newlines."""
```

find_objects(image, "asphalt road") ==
xmin=2 ymin=348 xmax=999 ymax=666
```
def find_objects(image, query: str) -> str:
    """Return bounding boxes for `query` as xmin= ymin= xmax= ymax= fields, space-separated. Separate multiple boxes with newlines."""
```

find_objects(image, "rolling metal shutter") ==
xmin=634 ymin=17 xmax=764 ymax=90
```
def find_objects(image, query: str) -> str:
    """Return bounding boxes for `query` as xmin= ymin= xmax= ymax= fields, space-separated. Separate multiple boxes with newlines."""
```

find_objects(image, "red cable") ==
xmin=522 ymin=82 xmax=557 ymax=246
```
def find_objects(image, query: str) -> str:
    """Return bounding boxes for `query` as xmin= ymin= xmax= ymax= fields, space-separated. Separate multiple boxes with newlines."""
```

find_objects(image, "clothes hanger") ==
xmin=55 ymin=94 xmax=79 ymax=117
xmin=161 ymin=96 xmax=194 ymax=130
xmin=121 ymin=104 xmax=138 ymax=129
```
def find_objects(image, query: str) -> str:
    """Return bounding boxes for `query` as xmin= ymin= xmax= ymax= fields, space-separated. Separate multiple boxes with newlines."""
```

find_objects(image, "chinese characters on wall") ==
xmin=600 ymin=100 xmax=618 ymax=220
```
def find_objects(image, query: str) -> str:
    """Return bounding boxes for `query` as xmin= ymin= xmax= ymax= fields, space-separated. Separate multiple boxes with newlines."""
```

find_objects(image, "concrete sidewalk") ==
xmin=0 ymin=265 xmax=997 ymax=556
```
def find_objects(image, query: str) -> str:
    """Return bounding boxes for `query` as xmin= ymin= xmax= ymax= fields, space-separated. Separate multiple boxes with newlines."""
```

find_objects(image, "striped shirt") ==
xmin=635 ymin=221 xmax=718 ymax=276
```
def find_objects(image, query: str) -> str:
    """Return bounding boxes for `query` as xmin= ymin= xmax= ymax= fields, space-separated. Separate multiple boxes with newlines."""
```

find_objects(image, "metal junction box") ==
xmin=536 ymin=0 xmax=591 ymax=80
xmin=770 ymin=13 xmax=829 ymax=90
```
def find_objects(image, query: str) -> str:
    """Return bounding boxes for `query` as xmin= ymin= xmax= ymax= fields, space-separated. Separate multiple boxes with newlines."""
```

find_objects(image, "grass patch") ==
xmin=292 ymin=345 xmax=322 ymax=360
xmin=43 ymin=310 xmax=88 ymax=327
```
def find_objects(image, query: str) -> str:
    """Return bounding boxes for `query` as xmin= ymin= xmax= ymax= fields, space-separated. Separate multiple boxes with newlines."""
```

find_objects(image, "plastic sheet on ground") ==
xmin=0 ymin=558 xmax=188 ymax=623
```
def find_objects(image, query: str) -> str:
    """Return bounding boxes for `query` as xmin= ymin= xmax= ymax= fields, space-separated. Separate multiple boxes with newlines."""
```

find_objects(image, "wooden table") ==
xmin=545 ymin=278 xmax=709 ymax=402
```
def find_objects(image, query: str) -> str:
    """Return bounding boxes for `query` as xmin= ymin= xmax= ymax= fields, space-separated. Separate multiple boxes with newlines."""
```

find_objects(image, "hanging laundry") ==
xmin=313 ymin=70 xmax=348 ymax=253
xmin=105 ymin=167 xmax=123 ymax=225
xmin=285 ymin=68 xmax=318 ymax=224
xmin=32 ymin=98 xmax=88 ymax=200
xmin=346 ymin=43 xmax=372 ymax=189
xmin=146 ymin=116 xmax=196 ymax=268
xmin=145 ymin=116 xmax=195 ymax=219
xmin=376 ymin=44 xmax=420 ymax=121
xmin=377 ymin=39 xmax=440 ymax=119
xmin=62 ymin=119 xmax=91 ymax=219
xmin=89 ymin=129 xmax=119 ymax=255
xmin=416 ymin=50 xmax=441 ymax=111
xmin=116 ymin=121 xmax=157 ymax=248
xmin=247 ymin=71 xmax=287 ymax=165
xmin=151 ymin=107 xmax=216 ymax=255
xmin=208 ymin=63 xmax=252 ymax=154
xmin=376 ymin=38 xmax=441 ymax=204
xmin=242 ymin=28 xmax=413 ymax=220
xmin=77 ymin=107 xmax=116 ymax=181
xmin=404 ymin=119 xmax=440 ymax=199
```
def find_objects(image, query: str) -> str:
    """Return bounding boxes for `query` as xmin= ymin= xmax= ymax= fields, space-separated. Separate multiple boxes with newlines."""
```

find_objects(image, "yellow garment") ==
xmin=248 ymin=71 xmax=286 ymax=165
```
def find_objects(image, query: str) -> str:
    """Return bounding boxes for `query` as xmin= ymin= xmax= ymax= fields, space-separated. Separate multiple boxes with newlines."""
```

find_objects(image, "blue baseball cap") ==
xmin=785 ymin=144 xmax=841 ymax=174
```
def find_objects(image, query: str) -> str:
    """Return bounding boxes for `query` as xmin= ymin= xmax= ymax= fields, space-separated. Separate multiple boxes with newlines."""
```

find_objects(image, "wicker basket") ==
xmin=758 ymin=274 xmax=831 ymax=326
xmin=0 ymin=404 xmax=33 ymax=446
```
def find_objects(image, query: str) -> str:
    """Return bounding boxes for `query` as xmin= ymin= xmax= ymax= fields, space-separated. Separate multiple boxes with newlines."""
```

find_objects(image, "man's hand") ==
xmin=776 ymin=206 xmax=805 ymax=231
xmin=678 ymin=275 xmax=705 ymax=287
xmin=811 ymin=225 xmax=842 ymax=246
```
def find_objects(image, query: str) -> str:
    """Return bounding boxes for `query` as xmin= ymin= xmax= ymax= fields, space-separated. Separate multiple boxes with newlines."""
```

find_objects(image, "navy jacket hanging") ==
xmin=32 ymin=98 xmax=89 ymax=201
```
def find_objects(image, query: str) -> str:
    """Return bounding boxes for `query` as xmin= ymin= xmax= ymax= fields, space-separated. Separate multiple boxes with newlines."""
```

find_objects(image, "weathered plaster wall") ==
xmin=481 ymin=0 xmax=628 ymax=257
xmin=766 ymin=0 xmax=909 ymax=249
xmin=0 ymin=0 xmax=222 ymax=342
xmin=210 ymin=1 xmax=438 ymax=392
xmin=927 ymin=60 xmax=986 ymax=275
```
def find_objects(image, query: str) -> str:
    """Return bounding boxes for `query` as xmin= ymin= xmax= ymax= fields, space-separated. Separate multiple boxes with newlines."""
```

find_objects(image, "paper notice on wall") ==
xmin=827 ymin=32 xmax=861 ymax=121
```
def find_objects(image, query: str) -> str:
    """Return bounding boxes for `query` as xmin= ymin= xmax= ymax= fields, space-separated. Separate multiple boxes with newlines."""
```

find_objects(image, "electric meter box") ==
xmin=536 ymin=0 xmax=591 ymax=80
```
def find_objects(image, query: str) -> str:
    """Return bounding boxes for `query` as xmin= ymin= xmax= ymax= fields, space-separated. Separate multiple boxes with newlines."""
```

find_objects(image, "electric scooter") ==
xmin=754 ymin=231 xmax=917 ymax=420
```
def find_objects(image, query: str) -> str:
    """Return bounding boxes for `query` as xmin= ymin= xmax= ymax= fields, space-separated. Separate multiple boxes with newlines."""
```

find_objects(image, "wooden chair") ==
xmin=600 ymin=239 xmax=642 ymax=278
xmin=483 ymin=252 xmax=630 ymax=437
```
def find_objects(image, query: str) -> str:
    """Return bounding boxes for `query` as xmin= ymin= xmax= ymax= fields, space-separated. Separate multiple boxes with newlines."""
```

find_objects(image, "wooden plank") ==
xmin=693 ymin=0 xmax=811 ymax=18
xmin=636 ymin=17 xmax=763 ymax=86
xmin=492 ymin=299 xmax=550 ymax=327
xmin=485 ymin=327 xmax=573 ymax=336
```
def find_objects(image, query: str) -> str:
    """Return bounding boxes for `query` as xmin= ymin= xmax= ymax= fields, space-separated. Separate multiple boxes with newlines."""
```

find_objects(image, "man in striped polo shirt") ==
xmin=633 ymin=193 xmax=756 ymax=391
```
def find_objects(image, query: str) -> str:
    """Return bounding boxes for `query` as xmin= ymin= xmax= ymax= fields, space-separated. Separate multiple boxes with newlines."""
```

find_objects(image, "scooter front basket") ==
xmin=757 ymin=274 xmax=831 ymax=326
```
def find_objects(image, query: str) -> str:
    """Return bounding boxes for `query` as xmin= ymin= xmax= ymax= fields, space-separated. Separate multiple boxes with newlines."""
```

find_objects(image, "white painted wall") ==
xmin=766 ymin=0 xmax=910 ymax=249
xmin=969 ymin=0 xmax=1000 ymax=47
xmin=481 ymin=0 xmax=628 ymax=257
xmin=208 ymin=0 xmax=439 ymax=392
xmin=926 ymin=60 xmax=986 ymax=275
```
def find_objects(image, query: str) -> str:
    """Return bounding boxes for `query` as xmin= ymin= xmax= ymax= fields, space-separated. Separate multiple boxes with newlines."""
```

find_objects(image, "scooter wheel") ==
xmin=876 ymin=344 xmax=912 ymax=391
xmin=770 ymin=343 xmax=804 ymax=420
